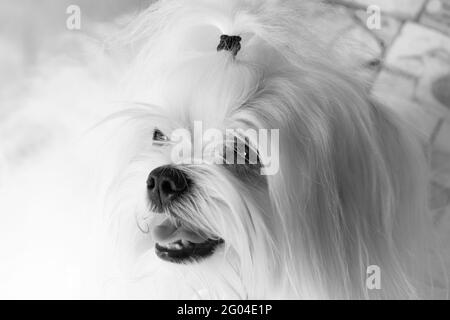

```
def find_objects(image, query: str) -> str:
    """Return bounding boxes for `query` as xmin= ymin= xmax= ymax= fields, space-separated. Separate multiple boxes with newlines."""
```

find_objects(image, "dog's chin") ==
xmin=152 ymin=214 xmax=224 ymax=264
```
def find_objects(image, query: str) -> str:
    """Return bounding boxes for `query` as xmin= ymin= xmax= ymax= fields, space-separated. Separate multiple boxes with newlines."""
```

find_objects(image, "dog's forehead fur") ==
xmin=121 ymin=0 xmax=329 ymax=130
xmin=153 ymin=45 xmax=291 ymax=133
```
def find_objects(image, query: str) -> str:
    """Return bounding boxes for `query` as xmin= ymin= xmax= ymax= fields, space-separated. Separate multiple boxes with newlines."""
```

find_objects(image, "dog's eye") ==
xmin=242 ymin=143 xmax=261 ymax=165
xmin=238 ymin=142 xmax=255 ymax=164
xmin=228 ymin=137 xmax=261 ymax=166
xmin=152 ymin=128 xmax=169 ymax=145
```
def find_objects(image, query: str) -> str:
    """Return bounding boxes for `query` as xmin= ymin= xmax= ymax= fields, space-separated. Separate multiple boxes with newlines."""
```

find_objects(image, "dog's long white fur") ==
xmin=101 ymin=0 xmax=446 ymax=299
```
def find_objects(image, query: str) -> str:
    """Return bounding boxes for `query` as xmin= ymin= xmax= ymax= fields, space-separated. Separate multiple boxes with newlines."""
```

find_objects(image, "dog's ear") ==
xmin=265 ymin=89 xmax=431 ymax=298
xmin=327 ymin=100 xmax=431 ymax=298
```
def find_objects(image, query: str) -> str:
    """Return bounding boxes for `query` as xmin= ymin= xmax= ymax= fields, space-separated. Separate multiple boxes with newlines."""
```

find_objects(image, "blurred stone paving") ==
xmin=325 ymin=0 xmax=450 ymax=284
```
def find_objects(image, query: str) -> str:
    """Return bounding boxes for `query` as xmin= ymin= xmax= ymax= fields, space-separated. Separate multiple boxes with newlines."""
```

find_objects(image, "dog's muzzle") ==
xmin=147 ymin=165 xmax=223 ymax=263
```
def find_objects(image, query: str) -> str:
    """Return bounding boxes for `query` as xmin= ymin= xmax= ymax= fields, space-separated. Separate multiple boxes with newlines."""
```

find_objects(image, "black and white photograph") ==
xmin=0 ymin=0 xmax=450 ymax=302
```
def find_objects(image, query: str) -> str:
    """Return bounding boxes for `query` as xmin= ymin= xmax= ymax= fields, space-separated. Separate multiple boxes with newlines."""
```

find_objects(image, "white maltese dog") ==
xmin=0 ymin=0 xmax=448 ymax=299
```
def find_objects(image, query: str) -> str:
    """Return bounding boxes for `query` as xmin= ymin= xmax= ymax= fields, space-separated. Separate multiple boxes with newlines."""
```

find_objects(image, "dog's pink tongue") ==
xmin=152 ymin=218 xmax=208 ymax=244
xmin=152 ymin=218 xmax=178 ymax=242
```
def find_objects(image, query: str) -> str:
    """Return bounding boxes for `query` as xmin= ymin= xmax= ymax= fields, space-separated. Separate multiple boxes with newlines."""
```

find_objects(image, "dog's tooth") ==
xmin=172 ymin=243 xmax=182 ymax=250
xmin=164 ymin=241 xmax=182 ymax=250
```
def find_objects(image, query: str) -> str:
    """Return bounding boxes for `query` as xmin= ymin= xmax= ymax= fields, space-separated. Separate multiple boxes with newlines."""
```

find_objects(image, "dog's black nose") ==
xmin=147 ymin=166 xmax=188 ymax=210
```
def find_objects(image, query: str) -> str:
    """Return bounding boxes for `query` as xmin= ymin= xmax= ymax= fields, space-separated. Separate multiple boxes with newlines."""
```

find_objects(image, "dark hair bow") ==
xmin=217 ymin=35 xmax=242 ymax=57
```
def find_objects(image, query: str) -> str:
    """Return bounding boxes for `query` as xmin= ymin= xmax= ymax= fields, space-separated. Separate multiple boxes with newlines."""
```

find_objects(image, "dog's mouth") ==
xmin=152 ymin=216 xmax=223 ymax=263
